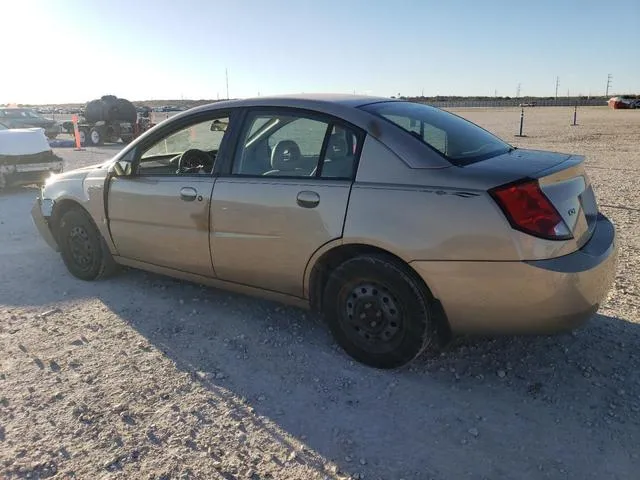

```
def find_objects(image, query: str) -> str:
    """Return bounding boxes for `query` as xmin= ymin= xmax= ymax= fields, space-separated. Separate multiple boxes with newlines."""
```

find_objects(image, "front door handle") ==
xmin=296 ymin=190 xmax=320 ymax=208
xmin=180 ymin=187 xmax=198 ymax=202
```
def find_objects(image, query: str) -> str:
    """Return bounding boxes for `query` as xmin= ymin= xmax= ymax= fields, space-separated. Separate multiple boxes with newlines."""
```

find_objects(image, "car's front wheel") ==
xmin=323 ymin=255 xmax=435 ymax=369
xmin=57 ymin=207 xmax=117 ymax=280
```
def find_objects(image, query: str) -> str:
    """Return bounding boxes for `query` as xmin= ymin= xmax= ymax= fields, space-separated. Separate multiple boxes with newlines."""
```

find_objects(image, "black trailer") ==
xmin=62 ymin=95 xmax=152 ymax=146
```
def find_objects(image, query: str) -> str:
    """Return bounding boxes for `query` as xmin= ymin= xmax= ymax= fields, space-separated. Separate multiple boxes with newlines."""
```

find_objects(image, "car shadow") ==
xmin=1 ymin=189 xmax=638 ymax=479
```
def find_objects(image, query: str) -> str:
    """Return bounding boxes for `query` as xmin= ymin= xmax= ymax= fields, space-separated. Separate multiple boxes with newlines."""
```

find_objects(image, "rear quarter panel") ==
xmin=343 ymin=136 xmax=581 ymax=262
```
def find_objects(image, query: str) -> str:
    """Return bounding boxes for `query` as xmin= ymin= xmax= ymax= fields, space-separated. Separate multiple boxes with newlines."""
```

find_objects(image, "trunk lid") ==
xmin=467 ymin=148 xmax=597 ymax=250
xmin=534 ymin=155 xmax=597 ymax=249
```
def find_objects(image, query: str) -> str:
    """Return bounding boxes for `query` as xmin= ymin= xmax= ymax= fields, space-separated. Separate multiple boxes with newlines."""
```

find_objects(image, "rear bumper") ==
xmin=410 ymin=213 xmax=617 ymax=334
xmin=31 ymin=198 xmax=59 ymax=252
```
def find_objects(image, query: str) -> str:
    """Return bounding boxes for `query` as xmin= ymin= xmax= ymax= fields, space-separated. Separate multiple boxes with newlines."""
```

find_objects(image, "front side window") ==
xmin=138 ymin=116 xmax=230 ymax=175
xmin=233 ymin=111 xmax=360 ymax=179
xmin=361 ymin=102 xmax=511 ymax=166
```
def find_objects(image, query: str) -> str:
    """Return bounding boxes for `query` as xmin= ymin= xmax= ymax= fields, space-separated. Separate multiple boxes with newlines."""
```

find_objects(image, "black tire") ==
xmin=121 ymin=135 xmax=134 ymax=144
xmin=78 ymin=128 xmax=88 ymax=146
xmin=57 ymin=207 xmax=117 ymax=281
xmin=323 ymin=255 xmax=434 ymax=369
xmin=88 ymin=127 xmax=103 ymax=146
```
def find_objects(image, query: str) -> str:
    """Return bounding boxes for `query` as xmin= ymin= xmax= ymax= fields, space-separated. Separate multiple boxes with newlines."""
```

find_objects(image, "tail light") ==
xmin=490 ymin=179 xmax=572 ymax=240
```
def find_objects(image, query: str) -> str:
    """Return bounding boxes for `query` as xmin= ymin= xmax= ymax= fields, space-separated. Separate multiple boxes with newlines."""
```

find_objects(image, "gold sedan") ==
xmin=32 ymin=95 xmax=617 ymax=368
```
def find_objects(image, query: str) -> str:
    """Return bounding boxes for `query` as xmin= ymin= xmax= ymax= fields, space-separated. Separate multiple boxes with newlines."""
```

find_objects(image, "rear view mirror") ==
xmin=210 ymin=119 xmax=228 ymax=132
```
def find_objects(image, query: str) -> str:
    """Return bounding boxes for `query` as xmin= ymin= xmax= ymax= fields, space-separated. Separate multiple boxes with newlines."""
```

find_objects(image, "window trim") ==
xmin=220 ymin=106 xmax=366 ymax=181
xmin=130 ymin=110 xmax=240 ymax=178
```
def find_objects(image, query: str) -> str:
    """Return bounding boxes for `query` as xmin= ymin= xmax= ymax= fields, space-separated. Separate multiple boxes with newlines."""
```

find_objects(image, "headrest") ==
xmin=325 ymin=134 xmax=348 ymax=159
xmin=271 ymin=140 xmax=302 ymax=170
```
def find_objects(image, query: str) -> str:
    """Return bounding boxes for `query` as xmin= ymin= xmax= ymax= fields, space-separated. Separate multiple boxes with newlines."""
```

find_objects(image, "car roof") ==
xmin=189 ymin=93 xmax=393 ymax=113
xmin=130 ymin=94 xmax=451 ymax=170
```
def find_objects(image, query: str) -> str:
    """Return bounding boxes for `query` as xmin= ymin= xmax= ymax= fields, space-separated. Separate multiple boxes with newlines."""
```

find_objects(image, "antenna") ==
xmin=606 ymin=73 xmax=612 ymax=97
xmin=225 ymin=68 xmax=229 ymax=100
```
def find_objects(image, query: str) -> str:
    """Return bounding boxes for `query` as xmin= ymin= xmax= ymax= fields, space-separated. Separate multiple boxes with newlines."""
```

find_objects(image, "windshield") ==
xmin=361 ymin=101 xmax=512 ymax=166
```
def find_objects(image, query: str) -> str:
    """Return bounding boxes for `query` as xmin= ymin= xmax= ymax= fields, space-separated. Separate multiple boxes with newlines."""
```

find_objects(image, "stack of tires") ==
xmin=80 ymin=95 xmax=137 ymax=146
xmin=84 ymin=95 xmax=137 ymax=124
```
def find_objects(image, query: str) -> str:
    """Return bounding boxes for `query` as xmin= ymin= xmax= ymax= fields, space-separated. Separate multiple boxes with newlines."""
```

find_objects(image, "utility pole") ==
xmin=555 ymin=76 xmax=559 ymax=101
xmin=225 ymin=69 xmax=229 ymax=100
xmin=606 ymin=73 xmax=612 ymax=97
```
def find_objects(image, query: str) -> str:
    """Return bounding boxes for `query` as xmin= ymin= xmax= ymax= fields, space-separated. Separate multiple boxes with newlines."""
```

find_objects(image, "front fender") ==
xmin=42 ymin=166 xmax=117 ymax=255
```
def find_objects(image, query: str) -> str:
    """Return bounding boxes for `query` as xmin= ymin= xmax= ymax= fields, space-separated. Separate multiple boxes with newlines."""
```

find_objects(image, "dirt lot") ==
xmin=1 ymin=107 xmax=638 ymax=480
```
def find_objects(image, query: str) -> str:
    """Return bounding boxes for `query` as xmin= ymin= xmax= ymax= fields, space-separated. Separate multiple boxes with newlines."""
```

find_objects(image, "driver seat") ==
xmin=263 ymin=140 xmax=303 ymax=176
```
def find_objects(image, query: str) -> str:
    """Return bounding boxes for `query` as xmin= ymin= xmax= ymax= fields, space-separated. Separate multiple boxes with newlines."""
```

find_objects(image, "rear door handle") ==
xmin=296 ymin=190 xmax=320 ymax=208
xmin=180 ymin=187 xmax=198 ymax=202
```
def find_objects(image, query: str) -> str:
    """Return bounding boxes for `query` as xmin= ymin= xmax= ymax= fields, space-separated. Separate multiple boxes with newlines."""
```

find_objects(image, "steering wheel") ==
xmin=177 ymin=148 xmax=211 ymax=174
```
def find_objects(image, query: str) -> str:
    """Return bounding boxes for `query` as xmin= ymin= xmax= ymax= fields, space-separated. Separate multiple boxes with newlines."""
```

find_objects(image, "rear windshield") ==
xmin=361 ymin=101 xmax=512 ymax=166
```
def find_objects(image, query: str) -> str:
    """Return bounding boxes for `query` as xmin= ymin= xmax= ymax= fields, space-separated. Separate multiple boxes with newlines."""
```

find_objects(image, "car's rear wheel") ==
xmin=323 ymin=254 xmax=434 ymax=369
xmin=57 ymin=207 xmax=117 ymax=280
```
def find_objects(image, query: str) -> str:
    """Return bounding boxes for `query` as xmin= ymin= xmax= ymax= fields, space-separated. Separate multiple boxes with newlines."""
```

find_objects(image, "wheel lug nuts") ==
xmin=370 ymin=321 xmax=377 ymax=327
xmin=359 ymin=313 xmax=366 ymax=320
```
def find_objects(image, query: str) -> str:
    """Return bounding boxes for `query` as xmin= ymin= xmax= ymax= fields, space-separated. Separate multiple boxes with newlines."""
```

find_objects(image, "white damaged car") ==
xmin=0 ymin=124 xmax=63 ymax=190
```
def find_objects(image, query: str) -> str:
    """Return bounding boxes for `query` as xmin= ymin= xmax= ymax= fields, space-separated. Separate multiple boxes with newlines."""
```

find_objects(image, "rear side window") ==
xmin=361 ymin=102 xmax=511 ymax=166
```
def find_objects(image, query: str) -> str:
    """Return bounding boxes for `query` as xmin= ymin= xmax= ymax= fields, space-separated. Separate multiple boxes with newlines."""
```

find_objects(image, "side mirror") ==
xmin=109 ymin=160 xmax=132 ymax=177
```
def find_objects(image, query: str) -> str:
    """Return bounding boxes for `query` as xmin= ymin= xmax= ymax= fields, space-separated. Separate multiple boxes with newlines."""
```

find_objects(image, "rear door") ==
xmin=210 ymin=108 xmax=363 ymax=297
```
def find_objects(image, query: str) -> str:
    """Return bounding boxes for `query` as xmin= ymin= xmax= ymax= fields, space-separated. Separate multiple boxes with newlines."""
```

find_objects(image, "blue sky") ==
xmin=1 ymin=0 xmax=638 ymax=103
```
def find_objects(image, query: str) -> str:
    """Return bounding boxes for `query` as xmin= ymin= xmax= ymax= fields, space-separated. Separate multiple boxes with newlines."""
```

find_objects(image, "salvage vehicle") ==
xmin=0 ymin=107 xmax=61 ymax=139
xmin=0 ymin=125 xmax=63 ymax=190
xmin=31 ymin=94 xmax=617 ymax=368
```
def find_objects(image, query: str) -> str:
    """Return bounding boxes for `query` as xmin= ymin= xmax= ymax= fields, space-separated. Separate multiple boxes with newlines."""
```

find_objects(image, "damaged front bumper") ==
xmin=0 ymin=148 xmax=64 ymax=189
xmin=31 ymin=196 xmax=59 ymax=251
xmin=0 ymin=159 xmax=63 ymax=188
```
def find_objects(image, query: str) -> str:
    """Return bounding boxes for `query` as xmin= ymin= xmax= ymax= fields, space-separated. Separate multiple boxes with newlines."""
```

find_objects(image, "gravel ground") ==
xmin=1 ymin=107 xmax=638 ymax=480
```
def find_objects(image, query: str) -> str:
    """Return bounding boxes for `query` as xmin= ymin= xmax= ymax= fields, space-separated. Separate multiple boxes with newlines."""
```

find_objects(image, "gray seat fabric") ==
xmin=317 ymin=133 xmax=354 ymax=178
xmin=263 ymin=140 xmax=302 ymax=175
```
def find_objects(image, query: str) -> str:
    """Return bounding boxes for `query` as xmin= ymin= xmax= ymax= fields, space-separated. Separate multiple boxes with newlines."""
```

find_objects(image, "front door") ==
xmin=210 ymin=109 xmax=363 ymax=297
xmin=107 ymin=114 xmax=233 ymax=277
